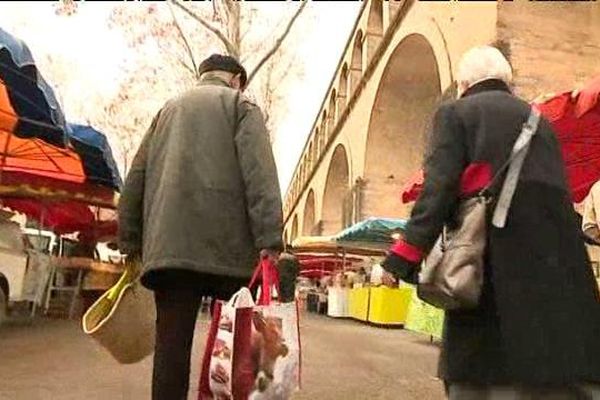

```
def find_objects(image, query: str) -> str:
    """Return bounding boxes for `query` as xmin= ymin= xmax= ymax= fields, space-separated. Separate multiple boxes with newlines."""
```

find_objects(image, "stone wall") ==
xmin=497 ymin=1 xmax=600 ymax=100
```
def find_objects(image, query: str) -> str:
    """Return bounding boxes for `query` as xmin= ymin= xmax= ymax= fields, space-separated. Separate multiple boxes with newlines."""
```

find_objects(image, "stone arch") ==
xmin=328 ymin=89 xmax=337 ymax=131
xmin=302 ymin=190 xmax=317 ymax=236
xmin=308 ymin=141 xmax=314 ymax=170
xmin=284 ymin=229 xmax=290 ymax=246
xmin=363 ymin=33 xmax=442 ymax=219
xmin=291 ymin=214 xmax=299 ymax=242
xmin=322 ymin=145 xmax=350 ymax=235
xmin=349 ymin=30 xmax=364 ymax=96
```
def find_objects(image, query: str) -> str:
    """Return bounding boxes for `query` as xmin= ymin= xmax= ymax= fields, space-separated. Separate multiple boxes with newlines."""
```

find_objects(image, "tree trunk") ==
xmin=224 ymin=0 xmax=241 ymax=58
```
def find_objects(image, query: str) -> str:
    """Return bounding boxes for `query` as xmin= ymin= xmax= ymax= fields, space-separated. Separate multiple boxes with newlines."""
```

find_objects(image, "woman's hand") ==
xmin=382 ymin=252 xmax=420 ymax=285
xmin=381 ymin=271 xmax=398 ymax=288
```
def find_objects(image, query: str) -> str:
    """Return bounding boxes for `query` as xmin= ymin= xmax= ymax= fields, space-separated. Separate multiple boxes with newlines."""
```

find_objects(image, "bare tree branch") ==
xmin=246 ymin=0 xmax=308 ymax=86
xmin=168 ymin=1 xmax=199 ymax=79
xmin=170 ymin=0 xmax=238 ymax=57
xmin=176 ymin=56 xmax=196 ymax=76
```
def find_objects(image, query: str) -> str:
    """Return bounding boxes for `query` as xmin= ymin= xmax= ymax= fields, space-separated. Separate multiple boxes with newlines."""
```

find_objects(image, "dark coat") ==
xmin=402 ymin=80 xmax=600 ymax=385
xmin=118 ymin=77 xmax=284 ymax=284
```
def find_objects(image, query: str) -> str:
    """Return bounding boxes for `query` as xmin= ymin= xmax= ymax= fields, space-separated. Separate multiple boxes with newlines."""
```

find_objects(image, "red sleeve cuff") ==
xmin=390 ymin=239 xmax=424 ymax=263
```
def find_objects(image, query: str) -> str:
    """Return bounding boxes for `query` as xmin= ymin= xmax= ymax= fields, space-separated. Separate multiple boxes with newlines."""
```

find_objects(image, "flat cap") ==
xmin=198 ymin=54 xmax=247 ymax=89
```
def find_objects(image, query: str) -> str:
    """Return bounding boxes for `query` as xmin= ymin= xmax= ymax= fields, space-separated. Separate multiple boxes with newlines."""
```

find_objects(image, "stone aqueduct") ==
xmin=283 ymin=0 xmax=600 ymax=244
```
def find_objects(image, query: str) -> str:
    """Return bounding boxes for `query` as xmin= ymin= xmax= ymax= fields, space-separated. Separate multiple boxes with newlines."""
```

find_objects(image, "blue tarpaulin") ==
xmin=0 ymin=27 xmax=67 ymax=147
xmin=67 ymin=123 xmax=122 ymax=191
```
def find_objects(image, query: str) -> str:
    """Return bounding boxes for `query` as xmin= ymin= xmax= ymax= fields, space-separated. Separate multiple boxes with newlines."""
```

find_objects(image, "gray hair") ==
xmin=457 ymin=45 xmax=513 ymax=91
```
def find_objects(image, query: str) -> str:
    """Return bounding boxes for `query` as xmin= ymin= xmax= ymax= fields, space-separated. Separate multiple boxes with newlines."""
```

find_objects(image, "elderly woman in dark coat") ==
xmin=383 ymin=46 xmax=600 ymax=398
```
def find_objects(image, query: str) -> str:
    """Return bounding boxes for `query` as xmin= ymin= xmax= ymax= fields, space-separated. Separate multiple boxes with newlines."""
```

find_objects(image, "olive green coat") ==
xmin=118 ymin=77 xmax=283 ymax=281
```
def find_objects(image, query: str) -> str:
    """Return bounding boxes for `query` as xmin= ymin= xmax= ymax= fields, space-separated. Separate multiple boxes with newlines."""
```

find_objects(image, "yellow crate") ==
xmin=348 ymin=287 xmax=370 ymax=321
xmin=367 ymin=286 xmax=414 ymax=326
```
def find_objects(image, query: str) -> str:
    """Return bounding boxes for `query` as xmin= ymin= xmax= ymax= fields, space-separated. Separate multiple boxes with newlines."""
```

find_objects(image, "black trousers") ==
xmin=149 ymin=270 xmax=246 ymax=400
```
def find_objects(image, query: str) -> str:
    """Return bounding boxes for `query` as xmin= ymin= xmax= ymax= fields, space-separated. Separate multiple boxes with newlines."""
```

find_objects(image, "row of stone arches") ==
xmin=285 ymin=31 xmax=448 ymax=246
xmin=285 ymin=0 xmax=397 ymax=216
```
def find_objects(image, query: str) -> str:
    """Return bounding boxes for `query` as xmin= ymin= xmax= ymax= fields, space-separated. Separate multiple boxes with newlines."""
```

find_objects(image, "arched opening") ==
xmin=329 ymin=90 xmax=337 ymax=133
xmin=321 ymin=111 xmax=329 ymax=142
xmin=315 ymin=128 xmax=322 ymax=160
xmin=291 ymin=215 xmax=299 ymax=242
xmin=302 ymin=190 xmax=316 ymax=236
xmin=366 ymin=0 xmax=384 ymax=64
xmin=339 ymin=64 xmax=349 ymax=111
xmin=368 ymin=0 xmax=383 ymax=35
xmin=363 ymin=34 xmax=442 ymax=219
xmin=308 ymin=141 xmax=314 ymax=171
xmin=349 ymin=30 xmax=363 ymax=96
xmin=351 ymin=30 xmax=363 ymax=70
xmin=322 ymin=145 xmax=350 ymax=235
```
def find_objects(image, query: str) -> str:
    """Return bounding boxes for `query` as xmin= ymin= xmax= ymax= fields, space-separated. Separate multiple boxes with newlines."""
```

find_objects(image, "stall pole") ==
xmin=31 ymin=204 xmax=47 ymax=318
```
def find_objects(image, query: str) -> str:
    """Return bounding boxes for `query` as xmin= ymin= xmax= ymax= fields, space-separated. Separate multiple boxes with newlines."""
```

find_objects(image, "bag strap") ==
xmin=491 ymin=107 xmax=542 ymax=228
xmin=248 ymin=258 xmax=280 ymax=306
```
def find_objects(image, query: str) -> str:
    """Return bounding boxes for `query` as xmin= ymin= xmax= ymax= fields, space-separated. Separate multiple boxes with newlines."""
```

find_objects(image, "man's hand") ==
xmin=260 ymin=249 xmax=280 ymax=264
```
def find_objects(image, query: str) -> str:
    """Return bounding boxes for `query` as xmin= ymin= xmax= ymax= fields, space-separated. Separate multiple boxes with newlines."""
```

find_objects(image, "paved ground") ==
xmin=0 ymin=312 xmax=444 ymax=400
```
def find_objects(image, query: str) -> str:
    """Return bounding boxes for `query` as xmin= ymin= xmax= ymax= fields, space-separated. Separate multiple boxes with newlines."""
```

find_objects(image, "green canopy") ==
xmin=335 ymin=218 xmax=407 ymax=245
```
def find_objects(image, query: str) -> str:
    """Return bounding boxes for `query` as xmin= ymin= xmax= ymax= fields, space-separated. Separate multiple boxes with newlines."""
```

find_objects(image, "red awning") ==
xmin=535 ymin=76 xmax=600 ymax=202
xmin=3 ymin=198 xmax=117 ymax=238
xmin=401 ymin=76 xmax=600 ymax=205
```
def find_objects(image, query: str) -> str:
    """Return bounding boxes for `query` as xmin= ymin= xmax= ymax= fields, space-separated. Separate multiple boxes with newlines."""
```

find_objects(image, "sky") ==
xmin=0 ymin=1 xmax=362 ymax=195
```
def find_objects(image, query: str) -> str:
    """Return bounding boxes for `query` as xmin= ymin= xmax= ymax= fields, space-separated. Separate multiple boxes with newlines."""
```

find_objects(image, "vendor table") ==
xmin=45 ymin=257 xmax=124 ymax=318
xmin=347 ymin=286 xmax=415 ymax=326
xmin=306 ymin=292 xmax=320 ymax=313
xmin=367 ymin=286 xmax=413 ymax=326
xmin=348 ymin=287 xmax=370 ymax=321
xmin=404 ymin=287 xmax=445 ymax=340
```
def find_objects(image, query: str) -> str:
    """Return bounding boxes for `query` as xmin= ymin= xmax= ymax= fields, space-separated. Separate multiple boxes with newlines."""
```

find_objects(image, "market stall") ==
xmin=292 ymin=236 xmax=373 ymax=318
xmin=0 ymin=28 xmax=123 ymax=318
xmin=335 ymin=218 xmax=414 ymax=326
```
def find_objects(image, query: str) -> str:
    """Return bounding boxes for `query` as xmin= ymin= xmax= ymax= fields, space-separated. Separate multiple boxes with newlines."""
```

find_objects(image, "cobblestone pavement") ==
xmin=0 ymin=313 xmax=444 ymax=400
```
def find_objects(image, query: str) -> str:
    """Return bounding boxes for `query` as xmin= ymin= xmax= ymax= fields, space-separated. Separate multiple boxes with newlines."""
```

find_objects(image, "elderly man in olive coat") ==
xmin=118 ymin=54 xmax=284 ymax=400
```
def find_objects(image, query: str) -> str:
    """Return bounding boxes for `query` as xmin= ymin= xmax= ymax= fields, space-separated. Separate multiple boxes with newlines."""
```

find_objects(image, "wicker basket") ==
xmin=82 ymin=264 xmax=155 ymax=364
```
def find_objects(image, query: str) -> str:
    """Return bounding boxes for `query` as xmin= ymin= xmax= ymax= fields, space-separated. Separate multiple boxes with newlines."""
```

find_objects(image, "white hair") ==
xmin=457 ymin=45 xmax=513 ymax=91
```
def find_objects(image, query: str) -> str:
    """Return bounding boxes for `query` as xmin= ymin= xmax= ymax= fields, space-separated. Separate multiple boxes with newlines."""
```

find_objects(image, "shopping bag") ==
xmin=199 ymin=259 xmax=301 ymax=400
xmin=81 ymin=261 xmax=156 ymax=364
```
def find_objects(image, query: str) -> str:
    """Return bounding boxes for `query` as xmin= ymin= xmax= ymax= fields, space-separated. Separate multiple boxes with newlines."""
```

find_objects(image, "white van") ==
xmin=0 ymin=221 xmax=55 ymax=325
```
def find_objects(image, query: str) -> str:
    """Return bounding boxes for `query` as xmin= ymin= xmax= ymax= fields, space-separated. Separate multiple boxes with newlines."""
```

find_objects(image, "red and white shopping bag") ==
xmin=199 ymin=259 xmax=301 ymax=400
